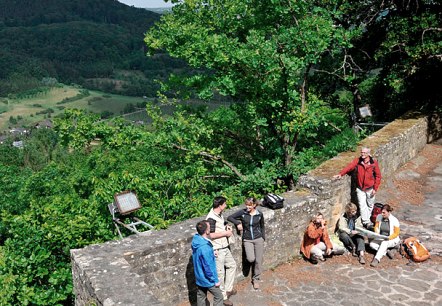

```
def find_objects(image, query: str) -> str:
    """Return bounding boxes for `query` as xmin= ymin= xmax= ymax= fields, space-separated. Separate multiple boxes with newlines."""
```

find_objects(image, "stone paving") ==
xmin=228 ymin=140 xmax=442 ymax=306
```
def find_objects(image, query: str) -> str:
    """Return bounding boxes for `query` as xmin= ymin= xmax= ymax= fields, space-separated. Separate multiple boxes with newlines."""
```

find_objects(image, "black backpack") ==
xmin=262 ymin=193 xmax=284 ymax=209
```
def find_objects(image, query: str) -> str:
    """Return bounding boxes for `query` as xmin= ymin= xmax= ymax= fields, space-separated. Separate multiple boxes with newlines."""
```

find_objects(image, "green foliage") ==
xmin=145 ymin=0 xmax=358 ymax=187
xmin=0 ymin=0 xmax=188 ymax=98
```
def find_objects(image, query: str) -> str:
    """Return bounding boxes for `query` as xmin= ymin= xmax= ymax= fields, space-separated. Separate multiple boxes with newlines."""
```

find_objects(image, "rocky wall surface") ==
xmin=71 ymin=113 xmax=440 ymax=305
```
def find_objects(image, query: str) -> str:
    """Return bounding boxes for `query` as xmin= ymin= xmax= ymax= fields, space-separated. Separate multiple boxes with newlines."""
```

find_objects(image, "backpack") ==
xmin=370 ymin=203 xmax=384 ymax=224
xmin=400 ymin=237 xmax=430 ymax=262
xmin=262 ymin=193 xmax=284 ymax=209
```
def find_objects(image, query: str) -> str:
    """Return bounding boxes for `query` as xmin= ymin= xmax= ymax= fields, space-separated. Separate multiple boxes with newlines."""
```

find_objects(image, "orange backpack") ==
xmin=401 ymin=237 xmax=430 ymax=262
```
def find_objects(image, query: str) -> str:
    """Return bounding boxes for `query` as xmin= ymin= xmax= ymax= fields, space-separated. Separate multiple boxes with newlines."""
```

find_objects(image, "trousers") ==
xmin=370 ymin=238 xmax=400 ymax=262
xmin=356 ymin=187 xmax=376 ymax=224
xmin=243 ymin=237 xmax=264 ymax=281
xmin=196 ymin=285 xmax=223 ymax=306
xmin=215 ymin=247 xmax=237 ymax=300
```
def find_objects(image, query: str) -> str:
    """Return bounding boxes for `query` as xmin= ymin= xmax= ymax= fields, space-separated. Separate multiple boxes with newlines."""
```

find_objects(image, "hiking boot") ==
xmin=359 ymin=255 xmax=366 ymax=265
xmin=352 ymin=249 xmax=358 ymax=257
xmin=310 ymin=255 xmax=319 ymax=264
xmin=223 ymin=298 xmax=234 ymax=306
xmin=226 ymin=289 xmax=237 ymax=298
xmin=318 ymin=256 xmax=326 ymax=262
xmin=252 ymin=280 xmax=260 ymax=290
xmin=386 ymin=249 xmax=397 ymax=259
xmin=370 ymin=258 xmax=379 ymax=267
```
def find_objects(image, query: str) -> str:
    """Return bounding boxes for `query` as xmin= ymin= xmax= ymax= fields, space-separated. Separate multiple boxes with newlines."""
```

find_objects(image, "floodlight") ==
xmin=108 ymin=191 xmax=154 ymax=239
xmin=114 ymin=190 xmax=141 ymax=215
xmin=359 ymin=105 xmax=372 ymax=118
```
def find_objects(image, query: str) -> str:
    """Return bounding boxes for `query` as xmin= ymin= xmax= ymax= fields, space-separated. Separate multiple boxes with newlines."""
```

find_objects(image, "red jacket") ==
xmin=339 ymin=156 xmax=382 ymax=191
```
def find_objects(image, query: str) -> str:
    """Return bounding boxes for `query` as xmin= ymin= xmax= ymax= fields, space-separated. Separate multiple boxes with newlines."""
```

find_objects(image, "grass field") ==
xmin=0 ymin=85 xmax=231 ymax=132
xmin=0 ymin=85 xmax=149 ymax=131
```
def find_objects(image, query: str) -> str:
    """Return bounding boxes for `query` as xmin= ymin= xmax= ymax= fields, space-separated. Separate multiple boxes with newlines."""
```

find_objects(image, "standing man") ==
xmin=192 ymin=221 xmax=223 ymax=306
xmin=206 ymin=196 xmax=237 ymax=306
xmin=333 ymin=147 xmax=382 ymax=228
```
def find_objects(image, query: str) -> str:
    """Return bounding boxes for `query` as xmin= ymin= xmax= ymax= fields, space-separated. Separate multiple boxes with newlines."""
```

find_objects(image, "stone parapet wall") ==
xmin=71 ymin=113 xmax=441 ymax=305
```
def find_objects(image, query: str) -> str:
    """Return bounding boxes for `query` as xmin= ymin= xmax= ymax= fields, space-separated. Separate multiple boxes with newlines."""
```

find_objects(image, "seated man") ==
xmin=336 ymin=203 xmax=366 ymax=264
xmin=301 ymin=212 xmax=345 ymax=264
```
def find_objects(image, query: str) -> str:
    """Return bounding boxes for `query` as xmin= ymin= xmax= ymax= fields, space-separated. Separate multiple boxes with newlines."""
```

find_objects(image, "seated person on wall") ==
xmin=301 ymin=212 xmax=345 ymax=264
xmin=369 ymin=204 xmax=400 ymax=267
xmin=336 ymin=202 xmax=367 ymax=264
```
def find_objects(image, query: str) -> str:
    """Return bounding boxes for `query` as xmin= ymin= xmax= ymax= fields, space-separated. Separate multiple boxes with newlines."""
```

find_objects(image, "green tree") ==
xmin=145 ymin=0 xmax=356 ymax=188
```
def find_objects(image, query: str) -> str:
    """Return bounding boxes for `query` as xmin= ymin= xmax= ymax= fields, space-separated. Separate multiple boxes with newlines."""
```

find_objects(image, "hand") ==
xmin=371 ymin=189 xmax=377 ymax=196
xmin=333 ymin=174 xmax=342 ymax=180
xmin=215 ymin=282 xmax=221 ymax=287
xmin=225 ymin=228 xmax=233 ymax=237
xmin=214 ymin=250 xmax=219 ymax=258
xmin=326 ymin=248 xmax=332 ymax=256
xmin=236 ymin=224 xmax=243 ymax=232
xmin=351 ymin=230 xmax=358 ymax=235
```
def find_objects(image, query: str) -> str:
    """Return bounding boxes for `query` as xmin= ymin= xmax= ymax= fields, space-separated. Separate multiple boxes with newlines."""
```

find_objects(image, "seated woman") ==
xmin=227 ymin=197 xmax=265 ymax=290
xmin=301 ymin=212 xmax=345 ymax=264
xmin=369 ymin=204 xmax=400 ymax=267
xmin=337 ymin=202 xmax=366 ymax=264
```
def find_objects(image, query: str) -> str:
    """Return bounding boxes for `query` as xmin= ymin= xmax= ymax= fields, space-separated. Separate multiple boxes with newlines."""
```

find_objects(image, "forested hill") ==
xmin=0 ymin=0 xmax=158 ymax=32
xmin=0 ymin=0 xmax=185 ymax=97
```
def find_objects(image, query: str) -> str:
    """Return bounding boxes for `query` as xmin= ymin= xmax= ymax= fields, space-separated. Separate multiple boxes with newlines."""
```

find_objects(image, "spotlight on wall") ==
xmin=108 ymin=191 xmax=153 ymax=239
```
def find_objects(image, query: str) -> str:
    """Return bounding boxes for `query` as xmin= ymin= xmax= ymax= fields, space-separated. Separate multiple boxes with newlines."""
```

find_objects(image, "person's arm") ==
xmin=207 ymin=218 xmax=232 ymax=239
xmin=322 ymin=228 xmax=333 ymax=255
xmin=389 ymin=226 xmax=400 ymax=240
xmin=355 ymin=216 xmax=364 ymax=231
xmin=333 ymin=158 xmax=358 ymax=179
xmin=306 ymin=222 xmax=322 ymax=239
xmin=373 ymin=160 xmax=382 ymax=191
xmin=200 ymin=246 xmax=219 ymax=284
xmin=260 ymin=212 xmax=265 ymax=241
xmin=338 ymin=215 xmax=351 ymax=235
xmin=227 ymin=210 xmax=243 ymax=226
xmin=373 ymin=216 xmax=381 ymax=234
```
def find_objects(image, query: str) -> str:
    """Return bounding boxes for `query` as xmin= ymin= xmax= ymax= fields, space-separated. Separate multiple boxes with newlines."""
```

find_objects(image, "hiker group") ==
xmin=192 ymin=196 xmax=264 ymax=306
xmin=191 ymin=147 xmax=429 ymax=306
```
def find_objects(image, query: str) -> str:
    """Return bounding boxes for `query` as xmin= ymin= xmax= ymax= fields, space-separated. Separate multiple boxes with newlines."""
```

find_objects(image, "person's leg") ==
xmin=215 ymin=249 xmax=227 ymax=300
xmin=339 ymin=231 xmax=355 ymax=251
xmin=196 ymin=286 xmax=208 ymax=306
xmin=369 ymin=239 xmax=381 ymax=251
xmin=331 ymin=241 xmax=346 ymax=255
xmin=353 ymin=235 xmax=366 ymax=253
xmin=375 ymin=239 xmax=400 ymax=262
xmin=356 ymin=188 xmax=370 ymax=225
xmin=253 ymin=237 xmax=264 ymax=281
xmin=208 ymin=286 xmax=224 ymax=306
xmin=366 ymin=188 xmax=375 ymax=216
xmin=310 ymin=242 xmax=327 ymax=259
xmin=223 ymin=249 xmax=237 ymax=295
xmin=243 ymin=240 xmax=256 ymax=263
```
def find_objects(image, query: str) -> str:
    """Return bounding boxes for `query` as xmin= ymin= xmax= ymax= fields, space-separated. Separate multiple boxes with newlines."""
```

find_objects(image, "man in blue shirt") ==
xmin=192 ymin=220 xmax=223 ymax=306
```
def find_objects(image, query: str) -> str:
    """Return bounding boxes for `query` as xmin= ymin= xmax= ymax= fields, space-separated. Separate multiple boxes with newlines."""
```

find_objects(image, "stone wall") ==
xmin=71 ymin=113 xmax=441 ymax=306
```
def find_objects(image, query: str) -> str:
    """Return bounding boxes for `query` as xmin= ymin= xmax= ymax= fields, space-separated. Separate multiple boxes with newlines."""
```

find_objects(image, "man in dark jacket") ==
xmin=192 ymin=221 xmax=223 ymax=306
xmin=333 ymin=147 xmax=382 ymax=228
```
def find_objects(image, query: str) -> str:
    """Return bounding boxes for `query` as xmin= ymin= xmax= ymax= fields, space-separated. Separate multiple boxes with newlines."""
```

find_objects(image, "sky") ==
xmin=118 ymin=0 xmax=174 ymax=8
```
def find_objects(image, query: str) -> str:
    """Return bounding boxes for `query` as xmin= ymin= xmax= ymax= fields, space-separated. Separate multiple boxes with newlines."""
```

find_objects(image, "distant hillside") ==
xmin=0 ymin=0 xmax=187 ymax=97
